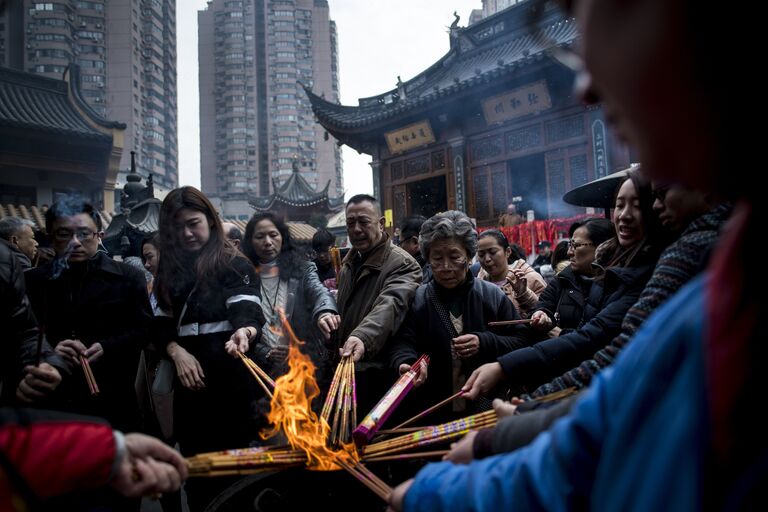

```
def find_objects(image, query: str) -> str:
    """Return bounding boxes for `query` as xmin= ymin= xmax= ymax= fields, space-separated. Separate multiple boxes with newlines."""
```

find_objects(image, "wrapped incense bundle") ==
xmin=362 ymin=410 xmax=497 ymax=459
xmin=187 ymin=446 xmax=308 ymax=477
xmin=352 ymin=354 xmax=429 ymax=447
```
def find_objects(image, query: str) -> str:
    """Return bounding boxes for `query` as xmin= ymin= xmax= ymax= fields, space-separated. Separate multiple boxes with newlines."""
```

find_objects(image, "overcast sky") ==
xmin=177 ymin=0 xmax=481 ymax=199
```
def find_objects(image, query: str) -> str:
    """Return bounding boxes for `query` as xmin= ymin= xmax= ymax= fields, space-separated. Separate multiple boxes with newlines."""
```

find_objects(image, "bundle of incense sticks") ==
xmin=329 ymin=247 xmax=342 ymax=281
xmin=362 ymin=410 xmax=497 ymax=459
xmin=322 ymin=355 xmax=357 ymax=447
xmin=187 ymin=446 xmax=308 ymax=477
xmin=352 ymin=354 xmax=429 ymax=447
xmin=237 ymin=352 xmax=275 ymax=398
xmin=487 ymin=318 xmax=534 ymax=326
xmin=79 ymin=354 xmax=99 ymax=396
xmin=334 ymin=454 xmax=392 ymax=501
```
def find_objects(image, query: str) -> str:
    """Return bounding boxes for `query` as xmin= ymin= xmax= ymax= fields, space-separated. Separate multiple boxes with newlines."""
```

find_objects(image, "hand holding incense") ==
xmin=352 ymin=354 xmax=429 ymax=447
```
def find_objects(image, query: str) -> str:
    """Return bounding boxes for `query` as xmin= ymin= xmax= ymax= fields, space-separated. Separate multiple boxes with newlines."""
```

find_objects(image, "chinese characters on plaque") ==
xmin=481 ymin=80 xmax=552 ymax=124
xmin=385 ymin=121 xmax=436 ymax=155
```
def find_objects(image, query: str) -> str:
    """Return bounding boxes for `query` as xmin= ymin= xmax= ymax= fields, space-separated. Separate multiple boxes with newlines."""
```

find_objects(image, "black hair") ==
xmin=45 ymin=197 xmax=102 ymax=233
xmin=400 ymin=215 xmax=427 ymax=241
xmin=346 ymin=194 xmax=381 ymax=215
xmin=311 ymin=228 xmax=335 ymax=252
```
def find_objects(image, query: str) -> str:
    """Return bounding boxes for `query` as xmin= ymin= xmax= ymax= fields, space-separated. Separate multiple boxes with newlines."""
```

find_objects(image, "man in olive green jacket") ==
xmin=337 ymin=194 xmax=422 ymax=412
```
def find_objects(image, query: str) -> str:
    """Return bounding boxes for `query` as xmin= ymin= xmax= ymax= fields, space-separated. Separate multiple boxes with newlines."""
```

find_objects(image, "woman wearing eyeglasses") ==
xmin=153 ymin=187 xmax=265 ymax=512
xmin=389 ymin=211 xmax=528 ymax=424
xmin=528 ymin=218 xmax=615 ymax=338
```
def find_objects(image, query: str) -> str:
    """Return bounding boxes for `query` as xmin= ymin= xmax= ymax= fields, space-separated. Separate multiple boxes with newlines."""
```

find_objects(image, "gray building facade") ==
xmin=198 ymin=0 xmax=342 ymax=219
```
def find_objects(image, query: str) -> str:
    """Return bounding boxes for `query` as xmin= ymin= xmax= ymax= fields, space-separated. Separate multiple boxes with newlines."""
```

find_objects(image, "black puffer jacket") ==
xmin=498 ymin=264 xmax=655 ymax=392
xmin=532 ymin=266 xmax=591 ymax=332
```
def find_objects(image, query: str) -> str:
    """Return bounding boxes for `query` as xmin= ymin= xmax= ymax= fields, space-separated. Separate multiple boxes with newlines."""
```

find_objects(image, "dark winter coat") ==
xmin=531 ymin=265 xmax=591 ymax=332
xmin=153 ymin=255 xmax=265 ymax=455
xmin=498 ymin=263 xmax=654 ymax=392
xmin=389 ymin=275 xmax=529 ymax=421
xmin=25 ymin=252 xmax=152 ymax=431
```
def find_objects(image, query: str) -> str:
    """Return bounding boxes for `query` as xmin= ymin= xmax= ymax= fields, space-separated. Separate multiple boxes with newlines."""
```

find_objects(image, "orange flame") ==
xmin=260 ymin=308 xmax=356 ymax=470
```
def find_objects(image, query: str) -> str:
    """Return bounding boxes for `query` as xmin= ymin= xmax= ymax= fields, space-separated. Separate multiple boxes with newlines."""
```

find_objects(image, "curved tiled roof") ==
xmin=0 ymin=66 xmax=123 ymax=140
xmin=249 ymin=164 xmax=344 ymax=212
xmin=305 ymin=5 xmax=577 ymax=132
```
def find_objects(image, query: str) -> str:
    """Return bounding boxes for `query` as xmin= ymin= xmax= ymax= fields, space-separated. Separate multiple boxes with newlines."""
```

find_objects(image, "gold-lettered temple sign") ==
xmin=385 ymin=121 xmax=436 ymax=155
xmin=481 ymin=80 xmax=552 ymax=124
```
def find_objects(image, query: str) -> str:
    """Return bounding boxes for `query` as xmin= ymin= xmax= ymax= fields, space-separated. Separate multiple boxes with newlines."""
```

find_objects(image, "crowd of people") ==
xmin=2 ymin=0 xmax=760 ymax=509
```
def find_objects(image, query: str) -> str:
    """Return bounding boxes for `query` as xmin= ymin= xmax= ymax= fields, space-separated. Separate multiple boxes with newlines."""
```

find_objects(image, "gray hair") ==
xmin=0 ymin=217 xmax=34 ymax=241
xmin=419 ymin=210 xmax=478 ymax=260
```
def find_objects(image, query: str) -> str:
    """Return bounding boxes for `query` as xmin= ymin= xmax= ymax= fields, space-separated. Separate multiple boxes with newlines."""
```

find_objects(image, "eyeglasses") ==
xmin=568 ymin=240 xmax=594 ymax=250
xmin=429 ymin=255 xmax=468 ymax=269
xmin=54 ymin=229 xmax=97 ymax=242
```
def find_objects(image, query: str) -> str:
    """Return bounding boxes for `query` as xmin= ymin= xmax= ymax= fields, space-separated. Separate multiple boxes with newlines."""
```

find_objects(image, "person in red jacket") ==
xmin=0 ymin=408 xmax=187 ymax=511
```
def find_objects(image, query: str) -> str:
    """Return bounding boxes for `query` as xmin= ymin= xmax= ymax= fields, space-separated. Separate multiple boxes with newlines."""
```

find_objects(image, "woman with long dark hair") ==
xmin=153 ymin=187 xmax=265 ymax=512
xmin=240 ymin=212 xmax=339 ymax=382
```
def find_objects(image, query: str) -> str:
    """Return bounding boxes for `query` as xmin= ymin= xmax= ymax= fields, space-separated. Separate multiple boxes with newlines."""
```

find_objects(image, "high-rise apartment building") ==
xmin=199 ymin=0 xmax=342 ymax=219
xmin=0 ymin=0 xmax=178 ymax=198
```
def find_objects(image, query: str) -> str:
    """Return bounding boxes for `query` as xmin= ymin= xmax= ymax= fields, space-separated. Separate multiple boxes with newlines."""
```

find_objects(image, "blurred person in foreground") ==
xmin=388 ymin=0 xmax=759 ymax=509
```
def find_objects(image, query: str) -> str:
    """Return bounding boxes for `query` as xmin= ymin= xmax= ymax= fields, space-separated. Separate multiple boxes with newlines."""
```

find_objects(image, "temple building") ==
xmin=0 ymin=65 xmax=125 ymax=214
xmin=307 ymin=1 xmax=632 ymax=227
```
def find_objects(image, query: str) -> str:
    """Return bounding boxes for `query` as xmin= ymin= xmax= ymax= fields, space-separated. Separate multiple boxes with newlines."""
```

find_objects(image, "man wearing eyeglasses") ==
xmin=24 ymin=199 xmax=153 ymax=435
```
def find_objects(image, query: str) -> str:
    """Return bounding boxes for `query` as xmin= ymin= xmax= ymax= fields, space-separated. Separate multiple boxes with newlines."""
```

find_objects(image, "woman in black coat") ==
xmin=388 ymin=211 xmax=528 ymax=423
xmin=528 ymin=218 xmax=615 ymax=338
xmin=153 ymin=187 xmax=265 ymax=512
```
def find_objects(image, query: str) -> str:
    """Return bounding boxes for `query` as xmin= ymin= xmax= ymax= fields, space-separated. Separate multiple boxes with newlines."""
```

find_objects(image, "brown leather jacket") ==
xmin=336 ymin=233 xmax=421 ymax=369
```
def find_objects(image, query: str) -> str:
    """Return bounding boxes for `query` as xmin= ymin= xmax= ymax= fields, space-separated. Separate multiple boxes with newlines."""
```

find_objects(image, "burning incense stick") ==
xmin=391 ymin=390 xmax=465 ymax=431
xmin=334 ymin=456 xmax=392 ymax=501
xmin=329 ymin=247 xmax=342 ymax=282
xmin=487 ymin=318 xmax=534 ymax=326
xmin=237 ymin=352 xmax=274 ymax=399
xmin=79 ymin=354 xmax=99 ymax=396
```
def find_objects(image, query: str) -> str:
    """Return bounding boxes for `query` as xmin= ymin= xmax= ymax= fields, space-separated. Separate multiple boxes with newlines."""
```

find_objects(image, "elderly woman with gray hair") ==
xmin=388 ymin=211 xmax=529 ymax=423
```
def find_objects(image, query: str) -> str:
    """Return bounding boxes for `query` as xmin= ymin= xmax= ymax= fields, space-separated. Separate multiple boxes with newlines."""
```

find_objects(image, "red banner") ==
xmin=478 ymin=214 xmax=602 ymax=255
